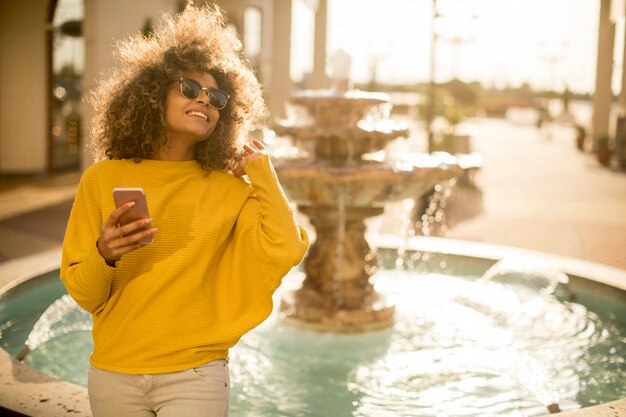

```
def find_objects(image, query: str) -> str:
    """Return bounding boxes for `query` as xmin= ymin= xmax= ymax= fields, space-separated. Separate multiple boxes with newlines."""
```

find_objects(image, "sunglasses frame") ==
xmin=178 ymin=78 xmax=230 ymax=110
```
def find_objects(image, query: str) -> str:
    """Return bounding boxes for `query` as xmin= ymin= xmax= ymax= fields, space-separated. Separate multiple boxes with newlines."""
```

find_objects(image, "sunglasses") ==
xmin=178 ymin=78 xmax=230 ymax=110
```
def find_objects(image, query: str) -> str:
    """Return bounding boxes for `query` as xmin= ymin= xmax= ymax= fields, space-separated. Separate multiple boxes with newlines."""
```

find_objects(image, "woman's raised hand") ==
xmin=233 ymin=139 xmax=266 ymax=177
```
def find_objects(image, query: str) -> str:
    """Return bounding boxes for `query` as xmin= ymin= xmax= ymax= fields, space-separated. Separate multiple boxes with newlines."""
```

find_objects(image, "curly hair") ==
xmin=88 ymin=3 xmax=267 ymax=172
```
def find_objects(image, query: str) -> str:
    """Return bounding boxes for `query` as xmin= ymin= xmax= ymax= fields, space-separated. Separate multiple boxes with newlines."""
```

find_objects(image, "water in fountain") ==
xmin=2 ymin=249 xmax=624 ymax=414
xmin=479 ymin=256 xmax=571 ymax=298
xmin=226 ymin=262 xmax=622 ymax=416
xmin=15 ymin=294 xmax=91 ymax=361
xmin=452 ymin=256 xmax=573 ymax=412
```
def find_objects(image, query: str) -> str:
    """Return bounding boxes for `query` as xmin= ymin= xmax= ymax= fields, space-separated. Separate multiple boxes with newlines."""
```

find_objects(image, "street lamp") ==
xmin=425 ymin=0 xmax=479 ymax=152
xmin=59 ymin=19 xmax=82 ymax=37
xmin=539 ymin=40 xmax=569 ymax=93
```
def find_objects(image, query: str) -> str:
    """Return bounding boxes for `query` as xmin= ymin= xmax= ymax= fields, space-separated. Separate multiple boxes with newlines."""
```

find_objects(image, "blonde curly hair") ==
xmin=88 ymin=3 xmax=266 ymax=172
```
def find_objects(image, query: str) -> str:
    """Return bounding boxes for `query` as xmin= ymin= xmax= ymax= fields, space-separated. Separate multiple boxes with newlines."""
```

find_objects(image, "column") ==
xmin=0 ymin=0 xmax=48 ymax=174
xmin=309 ymin=0 xmax=329 ymax=89
xmin=82 ymin=0 xmax=177 ymax=170
xmin=591 ymin=0 xmax=614 ymax=143
xmin=617 ymin=0 xmax=626 ymax=166
xmin=268 ymin=0 xmax=292 ymax=120
xmin=620 ymin=0 xmax=626 ymax=114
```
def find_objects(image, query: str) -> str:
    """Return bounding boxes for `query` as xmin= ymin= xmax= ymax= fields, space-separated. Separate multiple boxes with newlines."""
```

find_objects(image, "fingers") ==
xmin=99 ymin=211 xmax=157 ymax=263
xmin=118 ymin=218 xmax=153 ymax=239
xmin=104 ymin=201 xmax=136 ymax=229
xmin=110 ymin=219 xmax=156 ymax=247
xmin=243 ymin=140 xmax=266 ymax=155
xmin=235 ymin=140 xmax=267 ymax=178
xmin=100 ymin=242 xmax=143 ymax=263
xmin=102 ymin=204 xmax=150 ymax=245
xmin=98 ymin=226 xmax=157 ymax=263
xmin=251 ymin=139 xmax=266 ymax=151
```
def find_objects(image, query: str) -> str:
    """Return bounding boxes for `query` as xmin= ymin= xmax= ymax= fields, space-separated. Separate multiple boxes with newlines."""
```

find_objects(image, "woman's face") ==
xmin=164 ymin=71 xmax=222 ymax=148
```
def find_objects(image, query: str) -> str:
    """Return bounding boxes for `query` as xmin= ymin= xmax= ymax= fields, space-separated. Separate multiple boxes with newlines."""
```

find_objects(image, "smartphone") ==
xmin=112 ymin=187 xmax=153 ymax=245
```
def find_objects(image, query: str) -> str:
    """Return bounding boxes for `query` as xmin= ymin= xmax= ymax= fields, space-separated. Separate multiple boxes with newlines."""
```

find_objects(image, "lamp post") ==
xmin=426 ymin=0 xmax=438 ymax=153
xmin=539 ymin=40 xmax=569 ymax=93
xmin=425 ymin=0 xmax=479 ymax=152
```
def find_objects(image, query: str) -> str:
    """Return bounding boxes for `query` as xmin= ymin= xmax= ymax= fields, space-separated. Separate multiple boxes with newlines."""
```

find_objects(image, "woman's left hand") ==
xmin=233 ymin=139 xmax=266 ymax=177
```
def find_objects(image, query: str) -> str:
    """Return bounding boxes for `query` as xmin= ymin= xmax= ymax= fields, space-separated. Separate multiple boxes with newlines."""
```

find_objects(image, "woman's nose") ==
xmin=195 ymin=91 xmax=209 ymax=105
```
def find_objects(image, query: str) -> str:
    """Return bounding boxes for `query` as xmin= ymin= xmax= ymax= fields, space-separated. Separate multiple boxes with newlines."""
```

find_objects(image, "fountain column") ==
xmin=281 ymin=205 xmax=393 ymax=329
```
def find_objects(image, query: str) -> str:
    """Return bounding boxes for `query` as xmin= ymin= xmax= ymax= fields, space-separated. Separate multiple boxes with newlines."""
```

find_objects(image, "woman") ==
xmin=60 ymin=4 xmax=309 ymax=416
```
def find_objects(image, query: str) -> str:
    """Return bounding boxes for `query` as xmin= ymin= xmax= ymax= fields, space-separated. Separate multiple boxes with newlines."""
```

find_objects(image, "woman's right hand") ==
xmin=97 ymin=202 xmax=157 ymax=265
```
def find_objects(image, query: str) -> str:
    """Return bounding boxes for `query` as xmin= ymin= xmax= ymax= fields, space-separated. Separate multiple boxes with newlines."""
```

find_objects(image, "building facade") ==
xmin=0 ymin=0 xmax=315 ymax=174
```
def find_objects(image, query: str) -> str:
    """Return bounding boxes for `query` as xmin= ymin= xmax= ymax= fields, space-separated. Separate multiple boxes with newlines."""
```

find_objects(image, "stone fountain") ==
xmin=271 ymin=89 xmax=462 ymax=332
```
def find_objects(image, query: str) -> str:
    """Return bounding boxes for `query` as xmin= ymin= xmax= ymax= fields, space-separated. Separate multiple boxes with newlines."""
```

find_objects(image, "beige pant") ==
xmin=88 ymin=359 xmax=230 ymax=417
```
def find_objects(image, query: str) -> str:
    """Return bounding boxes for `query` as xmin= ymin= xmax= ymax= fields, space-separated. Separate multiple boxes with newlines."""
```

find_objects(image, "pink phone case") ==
xmin=112 ymin=187 xmax=153 ymax=244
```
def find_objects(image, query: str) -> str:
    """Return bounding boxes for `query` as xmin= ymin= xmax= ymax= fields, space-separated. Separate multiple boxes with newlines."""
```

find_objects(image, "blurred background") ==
xmin=0 ymin=0 xmax=625 ymax=269
xmin=1 ymin=0 xmax=625 ymax=173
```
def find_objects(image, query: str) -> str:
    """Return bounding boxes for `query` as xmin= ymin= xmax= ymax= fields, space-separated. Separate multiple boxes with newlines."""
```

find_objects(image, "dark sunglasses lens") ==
xmin=209 ymin=90 xmax=228 ymax=109
xmin=181 ymin=80 xmax=201 ymax=99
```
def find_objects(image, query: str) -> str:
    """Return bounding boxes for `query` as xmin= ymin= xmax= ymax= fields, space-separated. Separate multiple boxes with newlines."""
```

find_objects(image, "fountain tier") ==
xmin=272 ymin=90 xmax=461 ymax=331
xmin=274 ymin=91 xmax=410 ymax=164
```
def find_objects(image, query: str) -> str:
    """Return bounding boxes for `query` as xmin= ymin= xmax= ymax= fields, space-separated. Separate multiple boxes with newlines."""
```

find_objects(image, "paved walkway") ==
xmin=0 ymin=171 xmax=79 ymax=262
xmin=0 ymin=117 xmax=625 ymax=272
xmin=446 ymin=118 xmax=626 ymax=271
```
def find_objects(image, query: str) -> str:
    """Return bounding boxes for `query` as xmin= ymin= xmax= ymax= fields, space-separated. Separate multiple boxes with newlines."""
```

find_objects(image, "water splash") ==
xmin=416 ymin=180 xmax=455 ymax=237
xmin=511 ymin=352 xmax=561 ymax=413
xmin=480 ymin=256 xmax=570 ymax=298
xmin=394 ymin=198 xmax=416 ymax=269
xmin=333 ymin=185 xmax=347 ymax=315
xmin=453 ymin=259 xmax=572 ymax=413
xmin=16 ymin=294 xmax=91 ymax=361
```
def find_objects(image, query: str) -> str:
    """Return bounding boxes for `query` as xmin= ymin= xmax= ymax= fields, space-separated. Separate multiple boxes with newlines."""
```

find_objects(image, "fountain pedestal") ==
xmin=280 ymin=205 xmax=395 ymax=331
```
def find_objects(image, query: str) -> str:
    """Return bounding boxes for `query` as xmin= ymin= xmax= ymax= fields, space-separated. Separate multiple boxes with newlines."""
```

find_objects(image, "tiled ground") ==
xmin=445 ymin=118 xmax=626 ymax=271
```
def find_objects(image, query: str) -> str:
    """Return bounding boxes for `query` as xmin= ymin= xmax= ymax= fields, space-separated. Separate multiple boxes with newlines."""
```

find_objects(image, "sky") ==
xmin=54 ymin=0 xmax=623 ymax=95
xmin=292 ymin=0 xmax=619 ymax=94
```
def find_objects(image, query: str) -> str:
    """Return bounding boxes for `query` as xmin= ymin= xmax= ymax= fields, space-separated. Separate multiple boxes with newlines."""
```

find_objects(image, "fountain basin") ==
xmin=273 ymin=159 xmax=462 ymax=330
xmin=0 ymin=249 xmax=90 ymax=416
xmin=287 ymin=90 xmax=391 ymax=126
xmin=272 ymin=124 xmax=410 ymax=162
xmin=0 ymin=240 xmax=624 ymax=417
xmin=275 ymin=161 xmax=461 ymax=208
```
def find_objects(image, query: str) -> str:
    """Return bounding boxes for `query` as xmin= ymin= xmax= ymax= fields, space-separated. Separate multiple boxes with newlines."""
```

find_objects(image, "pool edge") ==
xmin=371 ymin=234 xmax=626 ymax=293
xmin=0 ymin=247 xmax=91 ymax=416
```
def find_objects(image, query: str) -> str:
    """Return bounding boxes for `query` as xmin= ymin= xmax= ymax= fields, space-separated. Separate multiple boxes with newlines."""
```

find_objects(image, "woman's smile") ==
xmin=187 ymin=110 xmax=209 ymax=121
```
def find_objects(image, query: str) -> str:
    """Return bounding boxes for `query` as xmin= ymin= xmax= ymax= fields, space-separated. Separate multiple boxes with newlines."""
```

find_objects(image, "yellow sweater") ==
xmin=61 ymin=155 xmax=309 ymax=374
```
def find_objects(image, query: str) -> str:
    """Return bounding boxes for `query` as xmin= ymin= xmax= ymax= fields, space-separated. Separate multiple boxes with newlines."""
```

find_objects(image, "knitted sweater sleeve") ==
xmin=60 ymin=169 xmax=115 ymax=314
xmin=237 ymin=154 xmax=309 ymax=284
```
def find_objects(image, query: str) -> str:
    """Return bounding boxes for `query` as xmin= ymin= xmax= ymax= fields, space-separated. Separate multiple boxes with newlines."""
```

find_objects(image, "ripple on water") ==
xmin=228 ymin=270 xmax=626 ymax=416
